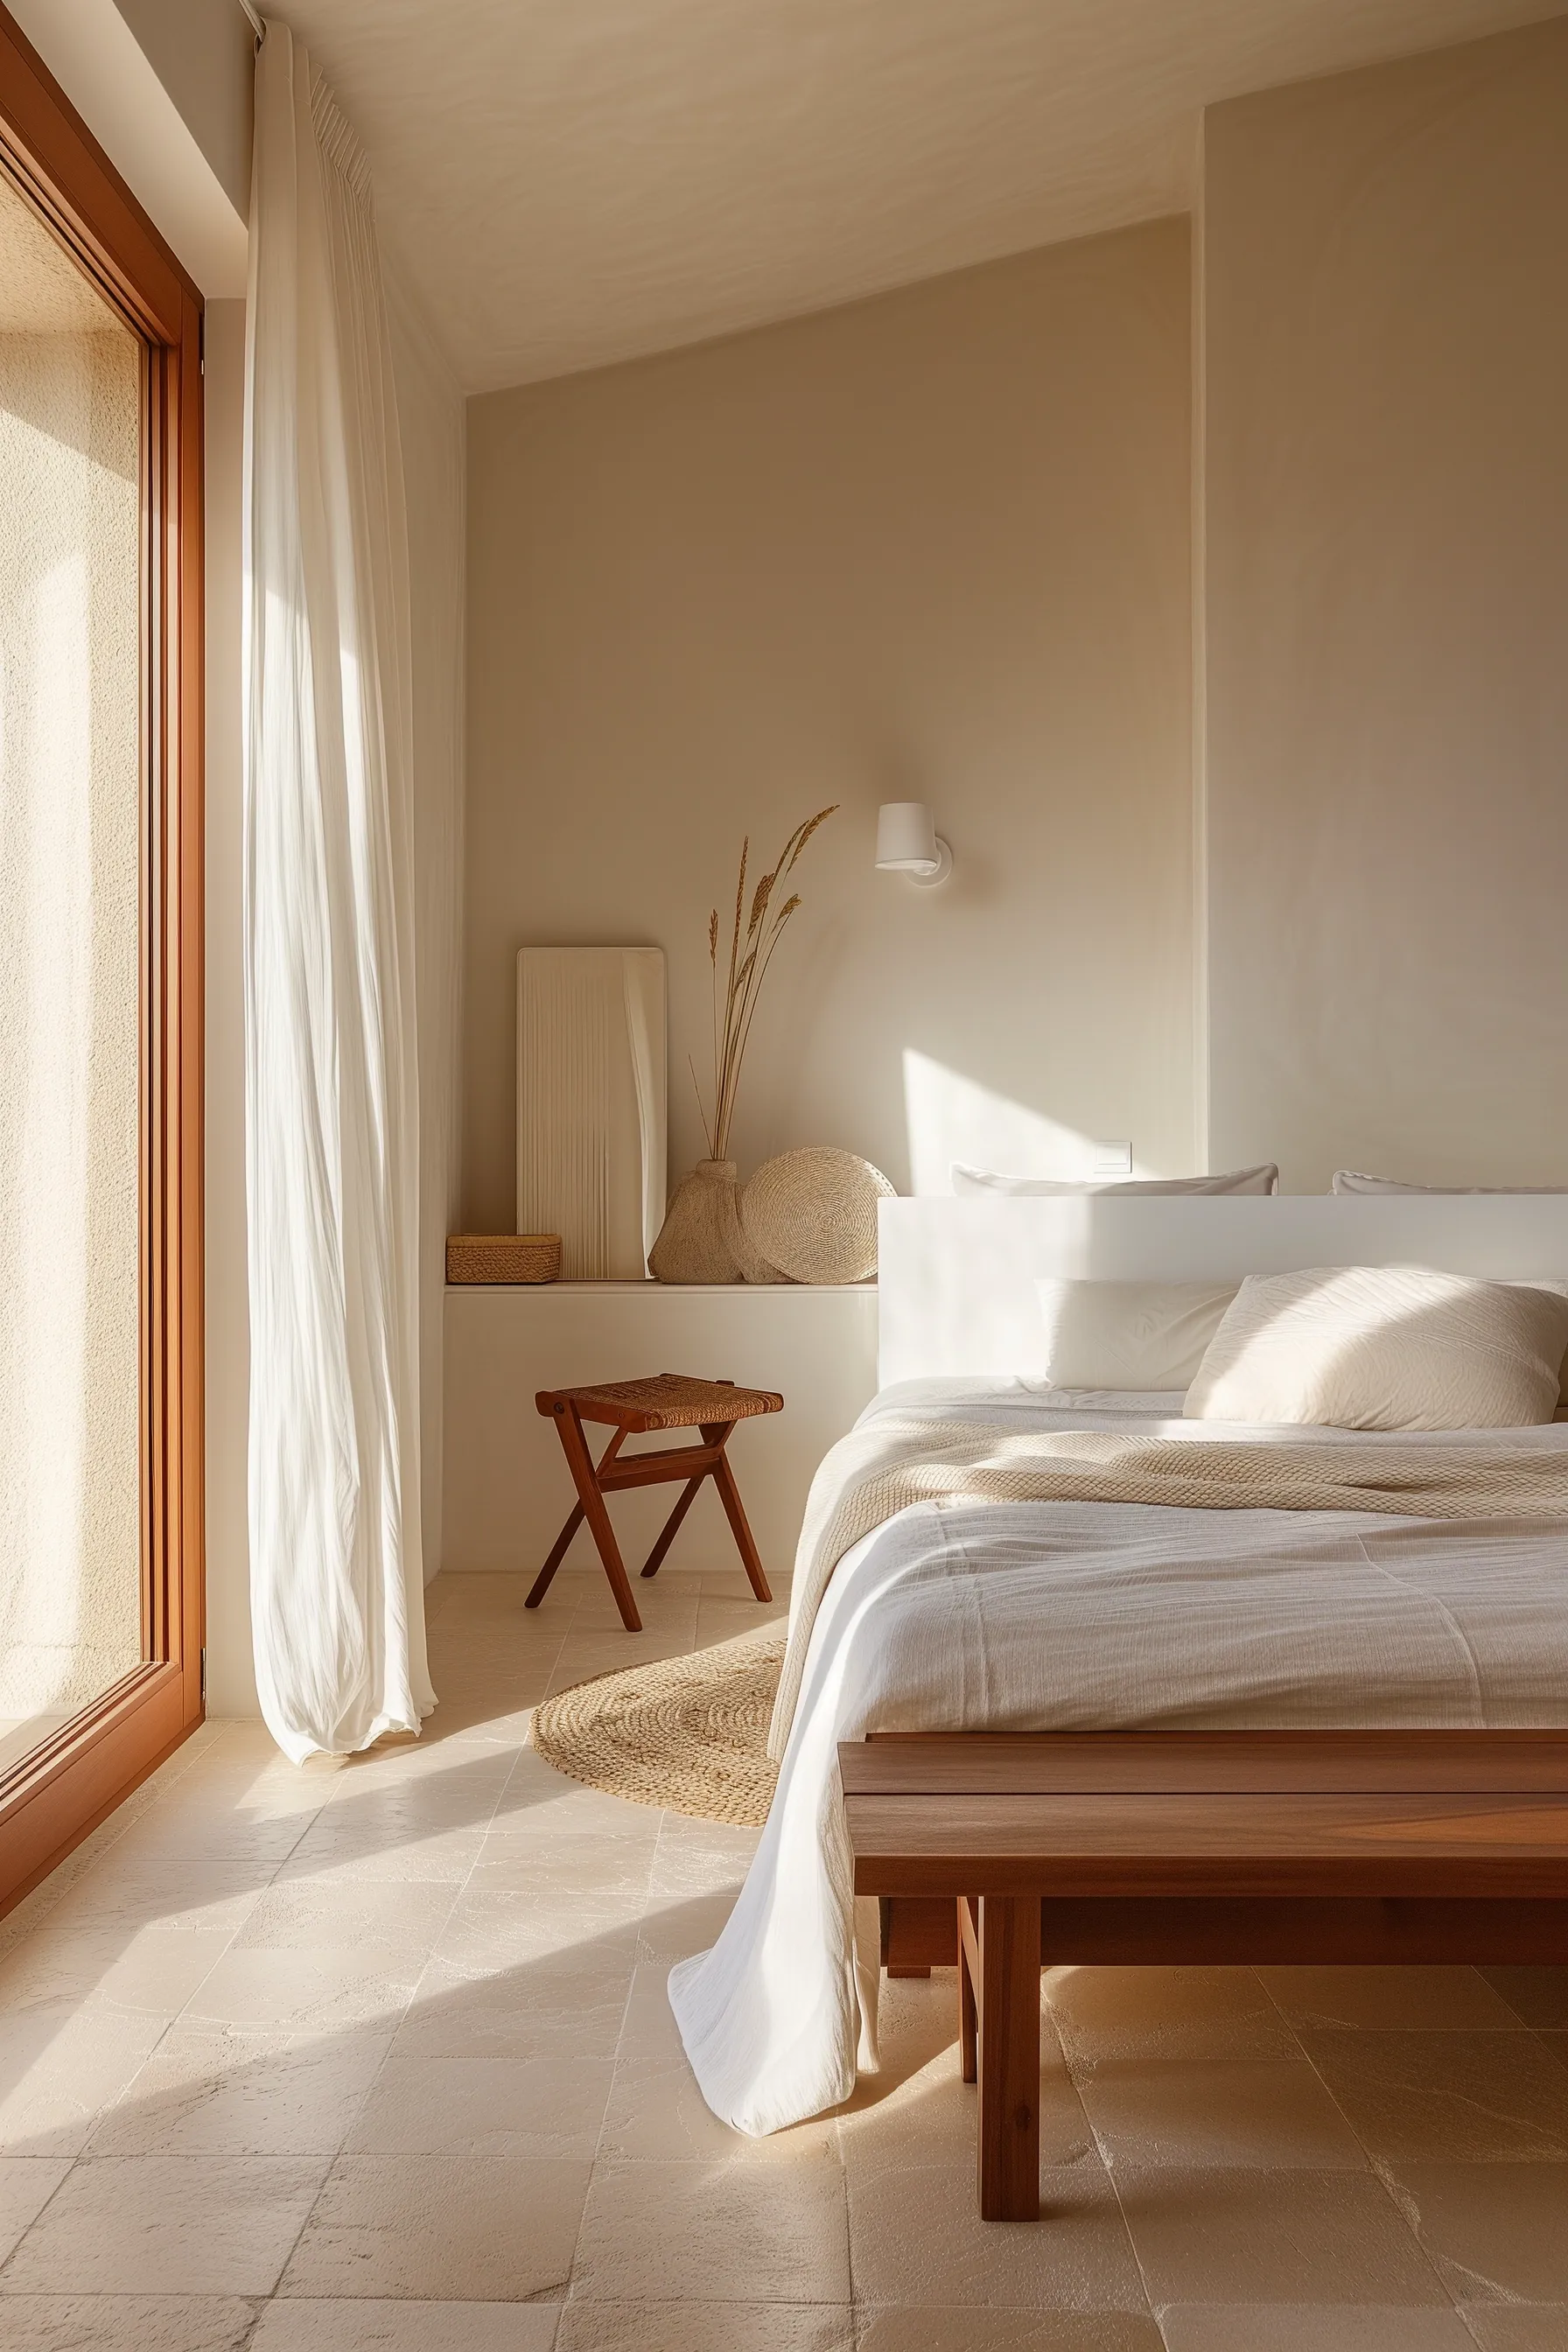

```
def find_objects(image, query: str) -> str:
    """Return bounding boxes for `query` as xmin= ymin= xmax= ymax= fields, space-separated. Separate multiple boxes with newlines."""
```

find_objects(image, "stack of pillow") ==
xmin=1037 ymin=1267 xmax=1568 ymax=1431
xmin=948 ymin=1156 xmax=1568 ymax=1431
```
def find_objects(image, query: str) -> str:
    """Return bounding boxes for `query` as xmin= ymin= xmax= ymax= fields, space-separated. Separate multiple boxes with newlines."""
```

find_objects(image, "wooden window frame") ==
xmin=0 ymin=4 xmax=205 ymax=1912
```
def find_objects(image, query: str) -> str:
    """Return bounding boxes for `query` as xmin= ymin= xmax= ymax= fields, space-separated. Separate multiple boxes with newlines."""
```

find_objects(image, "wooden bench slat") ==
xmin=845 ymin=1730 xmax=1568 ymax=1796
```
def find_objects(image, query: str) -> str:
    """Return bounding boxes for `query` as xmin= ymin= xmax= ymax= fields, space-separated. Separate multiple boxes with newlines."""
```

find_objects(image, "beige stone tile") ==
xmin=0 ymin=2159 xmax=71 ymax=2261
xmin=0 ymin=2004 xmax=167 ymax=2157
xmin=322 ymin=1746 xmax=514 ymax=1804
xmin=434 ymin=1885 xmax=643 ymax=1973
xmin=634 ymin=1890 xmax=738 ymax=1964
xmin=557 ymin=2304 xmax=851 ymax=2350
xmin=0 ymin=2297 xmax=260 ymax=2350
xmin=87 ymin=2026 xmax=392 ymax=2157
xmin=102 ymin=1809 xmax=315 ymax=1866
xmin=1464 ymin=2312 xmax=1568 ymax=2352
xmin=1297 ymin=2029 xmax=1568 ymax=2161
xmin=647 ymin=1821 xmax=760 ymax=1900
xmin=570 ymin=2157 xmax=850 ymax=2303
xmin=854 ymin=2316 xmax=1163 ymax=2352
xmin=229 ymin=1882 xmax=456 ymax=1960
xmin=1480 ymin=1969 xmax=1568 ymax=2027
xmin=486 ymin=1774 xmax=665 ymax=1844
xmin=700 ymin=1567 xmax=792 ymax=1598
xmin=278 ymin=2153 xmax=590 ymax=2300
xmin=393 ymin=1954 xmax=631 ymax=2062
xmin=181 ymin=1948 xmax=420 ymax=2037
xmin=1157 ymin=2306 xmax=1474 ymax=2350
xmin=601 ymin=1967 xmax=837 ymax=2166
xmin=1384 ymin=2160 xmax=1568 ymax=2303
xmin=1260 ymin=1968 xmax=1522 ymax=2030
xmin=0 ymin=1926 xmax=233 ymax=2018
xmin=1046 ymin=1967 xmax=1295 ymax=2065
xmin=693 ymin=1600 xmax=788 ymax=1651
xmin=466 ymin=1839 xmax=659 ymax=1900
xmin=847 ymin=2160 xmax=1143 ymax=2309
xmin=836 ymin=1973 xmax=1092 ymax=2181
xmin=430 ymin=1699 xmax=548 ymax=1748
xmin=252 ymin=2297 xmax=560 ymax=2348
xmin=345 ymin=2050 xmax=612 ymax=2159
xmin=39 ymin=1859 xmax=269 ymax=1939
xmin=1074 ymin=2059 xmax=1367 ymax=2172
xmin=271 ymin=1817 xmax=488 ymax=1885
xmin=0 ymin=2154 xmax=329 ymax=2294
xmin=1112 ymin=2166 xmax=1448 ymax=2306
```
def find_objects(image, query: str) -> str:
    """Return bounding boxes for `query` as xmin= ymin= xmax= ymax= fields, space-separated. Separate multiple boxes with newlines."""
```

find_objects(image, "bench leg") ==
xmin=958 ymin=1899 xmax=978 ymax=2083
xmin=702 ymin=1422 xmax=773 ymax=1602
xmin=976 ymin=1894 xmax=1040 ymax=2222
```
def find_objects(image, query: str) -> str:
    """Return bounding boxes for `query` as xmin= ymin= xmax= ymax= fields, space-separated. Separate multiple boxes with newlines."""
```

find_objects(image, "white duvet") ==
xmin=668 ymin=1377 xmax=1568 ymax=2138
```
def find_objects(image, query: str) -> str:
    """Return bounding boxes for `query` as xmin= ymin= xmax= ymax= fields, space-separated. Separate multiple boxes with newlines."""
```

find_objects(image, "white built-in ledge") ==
xmin=441 ymin=1278 xmax=879 ymax=1578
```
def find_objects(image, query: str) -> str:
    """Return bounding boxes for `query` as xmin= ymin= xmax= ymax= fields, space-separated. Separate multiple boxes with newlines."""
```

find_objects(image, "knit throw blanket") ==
xmin=766 ymin=1418 xmax=1568 ymax=1758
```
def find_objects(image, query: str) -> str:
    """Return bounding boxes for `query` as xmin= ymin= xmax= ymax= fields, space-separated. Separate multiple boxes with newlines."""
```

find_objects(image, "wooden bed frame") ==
xmin=843 ymin=1730 xmax=1568 ymax=2222
xmin=854 ymin=1197 xmax=1568 ymax=2218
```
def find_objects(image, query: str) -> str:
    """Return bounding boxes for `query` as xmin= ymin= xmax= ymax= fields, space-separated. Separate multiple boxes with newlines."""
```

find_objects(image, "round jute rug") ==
xmin=528 ymin=1625 xmax=785 ymax=1826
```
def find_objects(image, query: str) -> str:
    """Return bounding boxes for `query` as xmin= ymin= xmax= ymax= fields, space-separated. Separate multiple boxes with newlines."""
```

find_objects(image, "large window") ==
xmin=0 ymin=4 xmax=204 ymax=1909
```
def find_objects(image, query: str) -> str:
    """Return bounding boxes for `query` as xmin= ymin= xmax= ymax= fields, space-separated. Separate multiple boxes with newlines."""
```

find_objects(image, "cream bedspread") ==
xmin=769 ymin=1409 xmax=1568 ymax=1757
xmin=670 ymin=1381 xmax=1568 ymax=2138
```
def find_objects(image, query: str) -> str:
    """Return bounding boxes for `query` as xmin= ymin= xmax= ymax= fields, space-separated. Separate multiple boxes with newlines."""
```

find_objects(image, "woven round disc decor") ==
xmin=528 ymin=1626 xmax=785 ymax=1826
xmin=740 ymin=1147 xmax=896 ymax=1284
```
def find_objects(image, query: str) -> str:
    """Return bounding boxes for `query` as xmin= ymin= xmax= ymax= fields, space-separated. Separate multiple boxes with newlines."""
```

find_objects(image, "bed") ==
xmin=668 ymin=1194 xmax=1568 ymax=2144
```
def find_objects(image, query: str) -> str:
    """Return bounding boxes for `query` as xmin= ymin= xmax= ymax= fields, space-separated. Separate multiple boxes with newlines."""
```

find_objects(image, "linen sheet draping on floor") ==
xmin=670 ymin=1380 xmax=1568 ymax=2138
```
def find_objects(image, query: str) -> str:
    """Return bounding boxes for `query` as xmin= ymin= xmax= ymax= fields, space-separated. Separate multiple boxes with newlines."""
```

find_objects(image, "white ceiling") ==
xmin=286 ymin=0 xmax=1563 ymax=393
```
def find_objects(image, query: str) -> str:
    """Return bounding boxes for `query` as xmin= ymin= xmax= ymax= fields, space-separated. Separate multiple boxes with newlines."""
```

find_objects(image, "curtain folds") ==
xmin=242 ymin=24 xmax=433 ymax=1760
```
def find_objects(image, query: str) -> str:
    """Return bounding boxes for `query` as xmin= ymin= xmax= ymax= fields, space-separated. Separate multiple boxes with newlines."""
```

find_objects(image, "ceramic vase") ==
xmin=648 ymin=1160 xmax=746 ymax=1283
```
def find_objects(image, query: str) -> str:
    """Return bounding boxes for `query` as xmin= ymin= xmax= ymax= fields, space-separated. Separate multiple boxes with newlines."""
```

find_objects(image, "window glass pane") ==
xmin=0 ymin=168 xmax=142 ymax=1771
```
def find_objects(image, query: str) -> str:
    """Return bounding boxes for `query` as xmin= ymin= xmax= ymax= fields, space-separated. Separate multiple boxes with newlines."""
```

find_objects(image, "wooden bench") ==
xmin=839 ymin=1730 xmax=1568 ymax=2222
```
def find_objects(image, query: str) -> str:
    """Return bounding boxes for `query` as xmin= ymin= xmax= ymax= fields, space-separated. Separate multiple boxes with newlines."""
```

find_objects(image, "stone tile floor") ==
xmin=0 ymin=1564 xmax=1564 ymax=2348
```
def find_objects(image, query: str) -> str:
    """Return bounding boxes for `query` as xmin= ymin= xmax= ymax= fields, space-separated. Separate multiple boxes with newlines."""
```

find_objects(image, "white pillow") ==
xmin=1037 ymin=1279 xmax=1240 ymax=1390
xmin=953 ymin=1162 xmax=1278 ymax=1198
xmin=1184 ymin=1264 xmax=1568 ymax=1431
xmin=1333 ymin=1171 xmax=1568 ymax=1194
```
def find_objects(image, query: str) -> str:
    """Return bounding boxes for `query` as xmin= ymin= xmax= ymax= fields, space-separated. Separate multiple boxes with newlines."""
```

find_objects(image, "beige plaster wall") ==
xmin=1201 ymin=17 xmax=1568 ymax=1192
xmin=463 ymin=221 xmax=1196 ymax=1222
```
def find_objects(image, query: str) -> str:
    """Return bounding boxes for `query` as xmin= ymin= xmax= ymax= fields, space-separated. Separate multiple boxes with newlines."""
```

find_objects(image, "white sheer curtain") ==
xmin=243 ymin=24 xmax=433 ymax=1760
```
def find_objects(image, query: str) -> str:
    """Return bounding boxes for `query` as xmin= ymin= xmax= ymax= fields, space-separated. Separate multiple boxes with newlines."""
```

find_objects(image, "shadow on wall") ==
xmin=903 ymin=1049 xmax=1158 ymax=1197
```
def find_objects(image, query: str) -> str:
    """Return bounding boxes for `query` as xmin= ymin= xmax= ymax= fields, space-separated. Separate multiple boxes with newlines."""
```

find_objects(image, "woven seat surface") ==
xmin=547 ymin=1373 xmax=784 ymax=1431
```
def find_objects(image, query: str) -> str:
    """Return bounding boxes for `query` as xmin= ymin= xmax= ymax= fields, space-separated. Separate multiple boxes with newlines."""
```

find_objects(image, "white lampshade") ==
xmin=875 ymin=801 xmax=951 ymax=886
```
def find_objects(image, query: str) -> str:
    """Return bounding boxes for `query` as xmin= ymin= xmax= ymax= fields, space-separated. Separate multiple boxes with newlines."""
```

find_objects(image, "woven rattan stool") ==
xmin=528 ymin=1373 xmax=783 ymax=1633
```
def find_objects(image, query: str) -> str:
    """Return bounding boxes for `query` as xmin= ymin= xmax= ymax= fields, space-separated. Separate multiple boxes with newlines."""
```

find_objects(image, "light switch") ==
xmin=1092 ymin=1140 xmax=1132 ymax=1175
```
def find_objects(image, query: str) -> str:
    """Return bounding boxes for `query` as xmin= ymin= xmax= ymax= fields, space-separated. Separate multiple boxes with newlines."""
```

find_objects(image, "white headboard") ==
xmin=877 ymin=1195 xmax=1568 ymax=1387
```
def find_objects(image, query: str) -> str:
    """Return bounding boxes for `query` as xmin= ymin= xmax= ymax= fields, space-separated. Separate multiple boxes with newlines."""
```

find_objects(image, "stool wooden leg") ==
xmin=702 ymin=1423 xmax=773 ymax=1603
xmin=640 ymin=1473 xmax=705 ymax=1579
xmin=553 ymin=1404 xmax=643 ymax=1633
xmin=976 ymin=1894 xmax=1040 ymax=2222
xmin=526 ymin=1501 xmax=584 ymax=1609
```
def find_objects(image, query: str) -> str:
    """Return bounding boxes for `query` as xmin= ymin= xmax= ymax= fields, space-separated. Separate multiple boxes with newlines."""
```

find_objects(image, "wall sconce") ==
xmin=875 ymin=802 xmax=952 ymax=888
